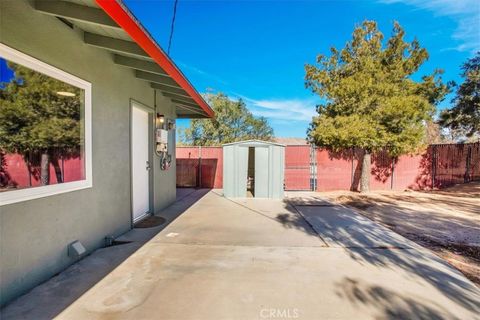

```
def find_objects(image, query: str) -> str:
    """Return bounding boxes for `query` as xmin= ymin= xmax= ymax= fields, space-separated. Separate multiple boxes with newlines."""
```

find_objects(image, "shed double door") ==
xmin=254 ymin=147 xmax=269 ymax=197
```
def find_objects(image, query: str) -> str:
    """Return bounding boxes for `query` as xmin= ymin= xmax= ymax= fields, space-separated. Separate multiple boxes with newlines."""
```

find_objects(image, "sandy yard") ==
xmin=322 ymin=182 xmax=480 ymax=286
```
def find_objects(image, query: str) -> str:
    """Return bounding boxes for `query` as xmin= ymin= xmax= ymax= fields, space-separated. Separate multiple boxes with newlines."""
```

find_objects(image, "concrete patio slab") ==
xmin=0 ymin=189 xmax=209 ymax=320
xmin=295 ymin=205 xmax=415 ymax=249
xmin=57 ymin=243 xmax=480 ymax=320
xmin=154 ymin=191 xmax=326 ymax=248
xmin=2 ymin=189 xmax=479 ymax=320
xmin=284 ymin=192 xmax=334 ymax=206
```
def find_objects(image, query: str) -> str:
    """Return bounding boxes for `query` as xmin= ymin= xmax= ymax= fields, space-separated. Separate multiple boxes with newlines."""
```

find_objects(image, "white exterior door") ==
xmin=131 ymin=105 xmax=150 ymax=222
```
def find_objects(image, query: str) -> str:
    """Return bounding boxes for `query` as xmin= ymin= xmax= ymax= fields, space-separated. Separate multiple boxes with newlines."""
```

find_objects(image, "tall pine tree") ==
xmin=305 ymin=21 xmax=450 ymax=192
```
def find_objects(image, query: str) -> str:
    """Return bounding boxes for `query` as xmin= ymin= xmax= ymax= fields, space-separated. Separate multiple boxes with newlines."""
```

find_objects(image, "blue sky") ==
xmin=124 ymin=0 xmax=480 ymax=138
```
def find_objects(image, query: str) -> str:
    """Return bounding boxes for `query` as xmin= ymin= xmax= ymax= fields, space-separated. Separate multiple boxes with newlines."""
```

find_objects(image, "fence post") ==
xmin=314 ymin=145 xmax=317 ymax=191
xmin=310 ymin=144 xmax=317 ymax=191
xmin=431 ymin=145 xmax=437 ymax=189
xmin=198 ymin=146 xmax=202 ymax=188
xmin=465 ymin=146 xmax=472 ymax=183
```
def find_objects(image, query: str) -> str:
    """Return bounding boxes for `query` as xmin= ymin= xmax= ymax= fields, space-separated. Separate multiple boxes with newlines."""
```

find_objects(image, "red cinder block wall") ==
xmin=1 ymin=153 xmax=84 ymax=189
xmin=284 ymin=145 xmax=311 ymax=190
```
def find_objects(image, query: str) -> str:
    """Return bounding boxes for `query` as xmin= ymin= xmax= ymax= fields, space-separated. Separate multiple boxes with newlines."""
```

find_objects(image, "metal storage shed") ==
xmin=223 ymin=140 xmax=285 ymax=198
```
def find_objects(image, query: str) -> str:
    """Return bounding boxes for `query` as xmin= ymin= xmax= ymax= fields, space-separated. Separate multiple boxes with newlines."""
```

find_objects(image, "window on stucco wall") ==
xmin=0 ymin=43 xmax=92 ymax=205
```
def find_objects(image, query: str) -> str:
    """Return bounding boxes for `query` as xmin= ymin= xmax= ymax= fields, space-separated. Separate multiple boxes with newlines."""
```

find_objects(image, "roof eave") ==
xmin=95 ymin=0 xmax=214 ymax=118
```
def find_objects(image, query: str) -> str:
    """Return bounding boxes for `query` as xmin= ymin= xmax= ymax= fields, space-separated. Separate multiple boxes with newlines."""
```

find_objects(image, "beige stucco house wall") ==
xmin=0 ymin=0 xmax=186 ymax=306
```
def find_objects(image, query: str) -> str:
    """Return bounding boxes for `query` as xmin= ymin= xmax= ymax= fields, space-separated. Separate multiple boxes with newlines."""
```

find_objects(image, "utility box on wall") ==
xmin=223 ymin=140 xmax=285 ymax=198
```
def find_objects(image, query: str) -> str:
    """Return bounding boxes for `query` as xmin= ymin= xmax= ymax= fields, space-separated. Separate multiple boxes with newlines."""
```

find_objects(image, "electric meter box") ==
xmin=156 ymin=129 xmax=168 ymax=144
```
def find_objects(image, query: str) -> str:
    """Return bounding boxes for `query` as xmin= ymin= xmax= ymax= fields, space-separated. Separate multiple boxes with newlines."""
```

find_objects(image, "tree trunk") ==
xmin=360 ymin=150 xmax=371 ymax=193
xmin=51 ymin=155 xmax=63 ymax=183
xmin=40 ymin=152 xmax=50 ymax=186
xmin=25 ymin=154 xmax=32 ymax=187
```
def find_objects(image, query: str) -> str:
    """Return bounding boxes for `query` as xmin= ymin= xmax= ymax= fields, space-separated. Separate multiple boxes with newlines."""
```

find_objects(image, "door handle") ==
xmin=146 ymin=161 xmax=151 ymax=170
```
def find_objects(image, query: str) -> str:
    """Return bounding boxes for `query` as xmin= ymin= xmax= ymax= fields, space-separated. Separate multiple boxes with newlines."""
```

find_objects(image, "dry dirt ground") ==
xmin=321 ymin=181 xmax=480 ymax=286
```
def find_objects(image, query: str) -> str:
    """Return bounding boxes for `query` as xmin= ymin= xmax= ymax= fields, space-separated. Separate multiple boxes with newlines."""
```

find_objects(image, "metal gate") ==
xmin=176 ymin=147 xmax=223 ymax=189
xmin=284 ymin=145 xmax=316 ymax=191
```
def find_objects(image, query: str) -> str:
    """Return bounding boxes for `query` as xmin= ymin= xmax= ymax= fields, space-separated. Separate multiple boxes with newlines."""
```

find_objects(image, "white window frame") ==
xmin=0 ymin=43 xmax=92 ymax=206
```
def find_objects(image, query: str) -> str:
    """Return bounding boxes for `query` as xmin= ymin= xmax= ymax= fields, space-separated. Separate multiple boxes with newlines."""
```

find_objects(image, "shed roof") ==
xmin=34 ymin=0 xmax=214 ymax=118
xmin=274 ymin=137 xmax=309 ymax=145
xmin=222 ymin=140 xmax=285 ymax=147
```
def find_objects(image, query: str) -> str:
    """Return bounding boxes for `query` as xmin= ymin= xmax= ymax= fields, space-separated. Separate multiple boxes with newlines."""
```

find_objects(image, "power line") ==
xmin=167 ymin=0 xmax=179 ymax=55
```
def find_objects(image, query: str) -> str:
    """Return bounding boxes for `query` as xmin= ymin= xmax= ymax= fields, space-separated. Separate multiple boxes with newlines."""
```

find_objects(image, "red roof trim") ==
xmin=95 ymin=0 xmax=214 ymax=118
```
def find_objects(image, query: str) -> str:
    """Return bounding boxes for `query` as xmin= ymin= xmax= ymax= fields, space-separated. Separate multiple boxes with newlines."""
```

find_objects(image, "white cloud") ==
xmin=175 ymin=63 xmax=318 ymax=123
xmin=177 ymin=61 xmax=228 ymax=85
xmin=379 ymin=0 xmax=480 ymax=53
xmin=233 ymin=95 xmax=318 ymax=122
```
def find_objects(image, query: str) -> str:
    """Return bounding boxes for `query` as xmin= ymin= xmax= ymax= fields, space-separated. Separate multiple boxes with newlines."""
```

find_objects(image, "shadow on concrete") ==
xmin=335 ymin=277 xmax=463 ymax=320
xmin=215 ymin=192 xmax=321 ymax=240
xmin=280 ymin=196 xmax=480 ymax=316
xmin=0 ymin=188 xmax=210 ymax=320
xmin=274 ymin=211 xmax=319 ymax=238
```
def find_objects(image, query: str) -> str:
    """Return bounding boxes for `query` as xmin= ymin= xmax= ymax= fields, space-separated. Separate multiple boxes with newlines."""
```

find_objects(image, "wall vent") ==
xmin=68 ymin=240 xmax=86 ymax=258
